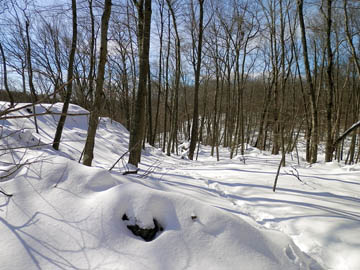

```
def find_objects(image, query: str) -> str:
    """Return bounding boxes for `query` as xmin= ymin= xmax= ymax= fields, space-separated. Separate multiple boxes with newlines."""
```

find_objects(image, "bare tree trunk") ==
xmin=83 ymin=0 xmax=112 ymax=166
xmin=25 ymin=20 xmax=39 ymax=134
xmin=166 ymin=0 xmax=181 ymax=155
xmin=343 ymin=0 xmax=360 ymax=77
xmin=322 ymin=0 xmax=335 ymax=162
xmin=211 ymin=29 xmax=220 ymax=157
xmin=153 ymin=0 xmax=165 ymax=147
xmin=25 ymin=21 xmax=37 ymax=103
xmin=162 ymin=12 xmax=170 ymax=152
xmin=297 ymin=0 xmax=318 ymax=163
xmin=87 ymin=0 xmax=96 ymax=106
xmin=188 ymin=0 xmax=205 ymax=160
xmin=0 ymin=42 xmax=14 ymax=107
xmin=128 ymin=0 xmax=152 ymax=167
xmin=53 ymin=0 xmax=77 ymax=150
xmin=147 ymin=69 xmax=153 ymax=145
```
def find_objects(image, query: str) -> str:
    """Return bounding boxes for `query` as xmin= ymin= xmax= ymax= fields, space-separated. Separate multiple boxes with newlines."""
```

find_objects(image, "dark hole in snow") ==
xmin=26 ymin=108 xmax=32 ymax=113
xmin=122 ymin=213 xmax=163 ymax=242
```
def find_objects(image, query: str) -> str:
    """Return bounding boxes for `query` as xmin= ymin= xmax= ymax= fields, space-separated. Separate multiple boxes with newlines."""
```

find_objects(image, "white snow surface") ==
xmin=1 ymin=102 xmax=359 ymax=270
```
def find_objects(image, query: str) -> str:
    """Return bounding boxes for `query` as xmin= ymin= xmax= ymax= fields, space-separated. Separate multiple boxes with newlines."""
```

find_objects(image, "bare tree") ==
xmin=297 ymin=0 xmax=319 ymax=163
xmin=0 ymin=41 xmax=15 ymax=107
xmin=83 ymin=0 xmax=112 ymax=166
xmin=322 ymin=0 xmax=335 ymax=162
xmin=52 ymin=0 xmax=77 ymax=150
xmin=188 ymin=0 xmax=205 ymax=160
xmin=128 ymin=0 xmax=152 ymax=167
xmin=166 ymin=0 xmax=181 ymax=156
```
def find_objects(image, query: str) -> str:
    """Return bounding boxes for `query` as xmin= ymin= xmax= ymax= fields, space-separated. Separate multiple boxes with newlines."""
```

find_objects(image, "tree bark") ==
xmin=343 ymin=0 xmax=360 ymax=77
xmin=53 ymin=0 xmax=77 ymax=150
xmin=153 ymin=0 xmax=165 ymax=147
xmin=297 ymin=0 xmax=319 ymax=163
xmin=83 ymin=0 xmax=112 ymax=166
xmin=166 ymin=0 xmax=181 ymax=156
xmin=25 ymin=19 xmax=39 ymax=134
xmin=323 ymin=0 xmax=335 ymax=162
xmin=128 ymin=0 xmax=152 ymax=167
xmin=189 ymin=0 xmax=205 ymax=160
xmin=0 ymin=42 xmax=14 ymax=107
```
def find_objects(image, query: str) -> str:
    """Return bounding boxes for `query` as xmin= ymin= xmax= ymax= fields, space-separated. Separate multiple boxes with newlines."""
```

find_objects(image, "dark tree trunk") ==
xmin=147 ymin=70 xmax=153 ymax=145
xmin=53 ymin=0 xmax=77 ymax=150
xmin=128 ymin=0 xmax=152 ymax=167
xmin=323 ymin=0 xmax=335 ymax=162
xmin=166 ymin=0 xmax=181 ymax=156
xmin=189 ymin=0 xmax=205 ymax=160
xmin=83 ymin=0 xmax=112 ymax=166
xmin=25 ymin=20 xmax=39 ymax=134
xmin=297 ymin=0 xmax=319 ymax=163
xmin=0 ymin=42 xmax=14 ymax=107
xmin=153 ymin=0 xmax=164 ymax=147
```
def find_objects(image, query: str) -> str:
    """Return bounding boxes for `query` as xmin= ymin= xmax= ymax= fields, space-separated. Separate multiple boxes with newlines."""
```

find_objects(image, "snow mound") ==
xmin=0 ymin=160 xmax=319 ymax=270
xmin=96 ymin=183 xmax=320 ymax=270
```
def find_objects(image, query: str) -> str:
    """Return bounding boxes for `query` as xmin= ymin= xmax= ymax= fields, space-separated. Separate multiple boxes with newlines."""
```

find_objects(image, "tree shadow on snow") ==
xmin=0 ymin=211 xmax=90 ymax=270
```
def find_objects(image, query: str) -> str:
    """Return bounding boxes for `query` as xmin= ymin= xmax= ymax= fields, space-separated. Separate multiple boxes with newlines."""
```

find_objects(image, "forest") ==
xmin=2 ymin=1 xmax=360 ymax=269
xmin=0 ymin=0 xmax=360 ymax=166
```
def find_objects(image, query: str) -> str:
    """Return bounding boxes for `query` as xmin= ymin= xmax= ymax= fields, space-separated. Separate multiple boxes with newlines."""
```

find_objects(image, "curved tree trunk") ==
xmin=53 ymin=0 xmax=77 ymax=150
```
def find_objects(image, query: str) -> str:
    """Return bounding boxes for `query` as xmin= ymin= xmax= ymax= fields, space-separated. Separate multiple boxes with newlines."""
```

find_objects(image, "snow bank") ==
xmin=0 ymin=155 xmax=317 ymax=270
xmin=4 ymin=101 xmax=359 ymax=269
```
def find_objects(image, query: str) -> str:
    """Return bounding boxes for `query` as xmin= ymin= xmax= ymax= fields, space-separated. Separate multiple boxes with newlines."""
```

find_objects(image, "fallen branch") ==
xmin=333 ymin=120 xmax=360 ymax=147
xmin=139 ymin=160 xmax=161 ymax=178
xmin=0 ymin=139 xmax=86 ymax=151
xmin=0 ymin=190 xmax=12 ymax=197
xmin=0 ymin=111 xmax=89 ymax=120
xmin=108 ymin=140 xmax=142 ymax=172
xmin=284 ymin=166 xmax=304 ymax=183
xmin=0 ymin=162 xmax=29 ymax=181
xmin=109 ymin=150 xmax=130 ymax=171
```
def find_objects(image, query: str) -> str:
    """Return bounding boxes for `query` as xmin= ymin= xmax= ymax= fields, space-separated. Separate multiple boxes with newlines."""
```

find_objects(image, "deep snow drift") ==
xmin=1 ymin=102 xmax=359 ymax=270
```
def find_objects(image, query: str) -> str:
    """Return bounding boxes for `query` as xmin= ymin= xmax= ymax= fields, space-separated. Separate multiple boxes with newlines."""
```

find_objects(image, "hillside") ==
xmin=1 ymin=102 xmax=359 ymax=270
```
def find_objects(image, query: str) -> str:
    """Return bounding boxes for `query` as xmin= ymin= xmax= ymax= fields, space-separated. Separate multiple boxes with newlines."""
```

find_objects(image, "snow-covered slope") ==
xmin=1 ymin=102 xmax=359 ymax=270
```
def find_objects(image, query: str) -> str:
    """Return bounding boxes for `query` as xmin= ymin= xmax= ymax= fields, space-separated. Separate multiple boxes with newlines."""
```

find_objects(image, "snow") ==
xmin=1 ymin=102 xmax=359 ymax=270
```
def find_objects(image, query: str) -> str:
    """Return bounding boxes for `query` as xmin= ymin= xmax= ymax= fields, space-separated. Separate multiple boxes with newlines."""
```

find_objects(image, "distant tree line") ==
xmin=0 ymin=0 xmax=359 ymax=167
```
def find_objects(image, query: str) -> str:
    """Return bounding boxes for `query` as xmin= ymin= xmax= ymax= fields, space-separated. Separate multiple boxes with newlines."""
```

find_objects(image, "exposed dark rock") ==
xmin=122 ymin=213 xmax=163 ymax=242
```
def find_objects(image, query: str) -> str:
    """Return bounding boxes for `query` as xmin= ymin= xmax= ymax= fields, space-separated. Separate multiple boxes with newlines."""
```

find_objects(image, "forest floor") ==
xmin=1 ymin=102 xmax=359 ymax=270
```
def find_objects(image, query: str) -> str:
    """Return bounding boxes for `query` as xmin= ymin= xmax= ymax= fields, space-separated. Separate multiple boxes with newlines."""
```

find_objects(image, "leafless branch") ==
xmin=0 ymin=111 xmax=89 ymax=121
xmin=109 ymin=149 xmax=130 ymax=171
xmin=138 ymin=160 xmax=161 ymax=178
xmin=0 ymin=189 xmax=12 ymax=197
xmin=284 ymin=166 xmax=304 ymax=184
xmin=109 ymin=140 xmax=142 ymax=172
xmin=0 ymin=162 xmax=30 ymax=181
xmin=0 ymin=79 xmax=74 ymax=118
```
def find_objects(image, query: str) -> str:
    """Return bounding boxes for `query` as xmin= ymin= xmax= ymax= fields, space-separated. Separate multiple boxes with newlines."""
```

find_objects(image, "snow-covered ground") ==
xmin=1 ymin=102 xmax=359 ymax=270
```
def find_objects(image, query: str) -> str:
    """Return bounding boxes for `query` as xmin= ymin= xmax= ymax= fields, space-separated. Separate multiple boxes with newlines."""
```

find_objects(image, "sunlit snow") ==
xmin=1 ymin=102 xmax=359 ymax=270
